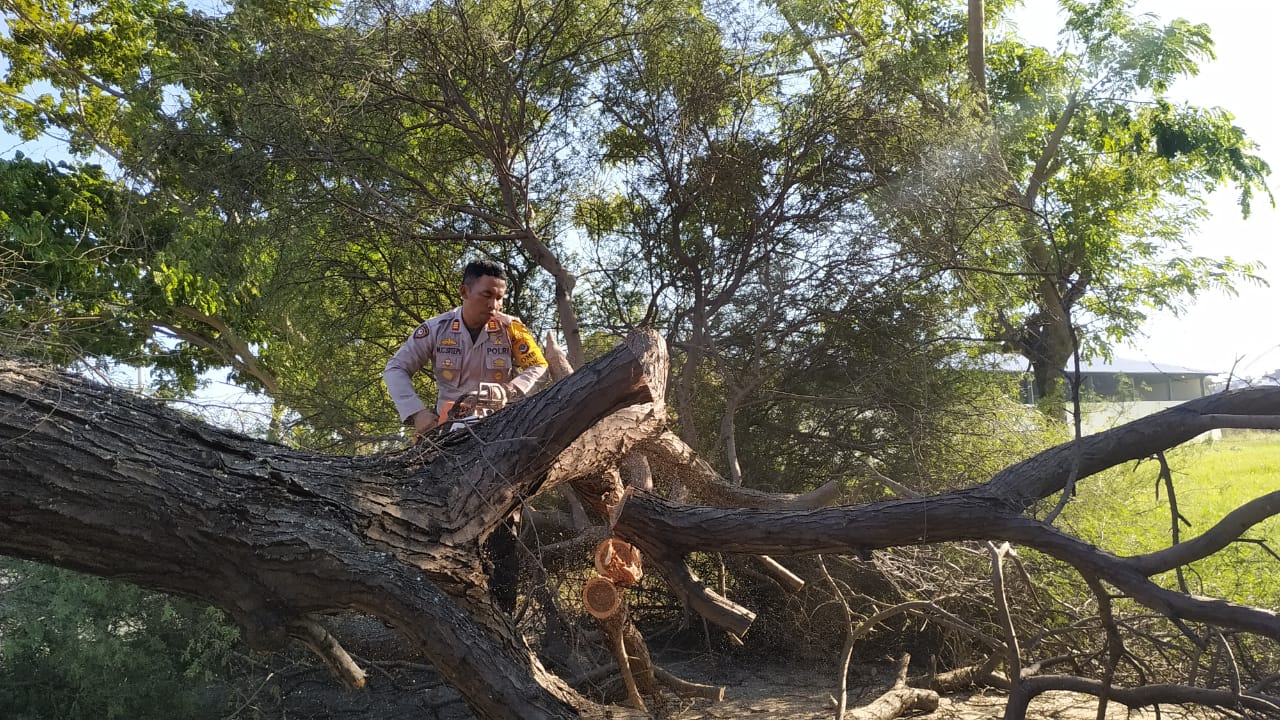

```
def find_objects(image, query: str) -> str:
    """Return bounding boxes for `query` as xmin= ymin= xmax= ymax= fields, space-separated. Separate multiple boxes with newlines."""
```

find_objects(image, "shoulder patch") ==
xmin=506 ymin=319 xmax=548 ymax=369
xmin=413 ymin=324 xmax=429 ymax=339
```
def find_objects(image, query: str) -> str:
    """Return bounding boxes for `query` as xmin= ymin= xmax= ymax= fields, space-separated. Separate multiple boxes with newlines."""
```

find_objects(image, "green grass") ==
xmin=1061 ymin=431 xmax=1280 ymax=609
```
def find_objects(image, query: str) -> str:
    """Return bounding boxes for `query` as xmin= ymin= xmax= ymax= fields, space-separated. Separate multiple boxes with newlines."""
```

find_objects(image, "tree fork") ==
xmin=0 ymin=332 xmax=662 ymax=720
xmin=5 ymin=351 xmax=1280 ymax=716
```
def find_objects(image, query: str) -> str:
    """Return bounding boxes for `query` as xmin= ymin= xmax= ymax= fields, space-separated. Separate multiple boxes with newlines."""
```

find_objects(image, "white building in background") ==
xmin=1003 ymin=357 xmax=1220 ymax=438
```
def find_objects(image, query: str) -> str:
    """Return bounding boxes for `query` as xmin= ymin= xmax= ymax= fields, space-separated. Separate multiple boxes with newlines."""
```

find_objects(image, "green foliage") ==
xmin=2 ymin=0 xmax=624 ymax=446
xmin=3 ymin=0 xmax=1278 ymax=706
xmin=0 ymin=153 xmax=171 ymax=365
xmin=0 ymin=0 xmax=177 ymax=154
xmin=1061 ymin=433 xmax=1280 ymax=605
xmin=574 ymin=0 xmax=1015 ymax=481
xmin=2 ymin=0 xmax=1268 ymax=447
xmin=905 ymin=373 xmax=1070 ymax=491
xmin=0 ymin=559 xmax=239 ymax=720
xmin=952 ymin=0 xmax=1274 ymax=412
xmin=6 ymin=0 xmax=1268 ymax=445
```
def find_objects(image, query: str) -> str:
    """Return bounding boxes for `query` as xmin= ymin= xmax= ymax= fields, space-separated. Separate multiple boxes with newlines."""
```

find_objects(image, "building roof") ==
xmin=993 ymin=356 xmax=1216 ymax=376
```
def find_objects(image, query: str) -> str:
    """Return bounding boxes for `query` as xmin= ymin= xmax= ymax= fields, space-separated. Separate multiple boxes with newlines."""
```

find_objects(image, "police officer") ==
xmin=383 ymin=259 xmax=549 ymax=612
xmin=384 ymin=260 xmax=548 ymax=436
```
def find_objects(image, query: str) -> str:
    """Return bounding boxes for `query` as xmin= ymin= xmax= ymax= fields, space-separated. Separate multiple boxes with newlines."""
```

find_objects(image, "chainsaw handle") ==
xmin=478 ymin=382 xmax=508 ymax=407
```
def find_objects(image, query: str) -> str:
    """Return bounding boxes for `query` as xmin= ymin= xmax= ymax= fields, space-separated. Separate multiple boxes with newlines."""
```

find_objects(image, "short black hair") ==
xmin=462 ymin=260 xmax=507 ymax=286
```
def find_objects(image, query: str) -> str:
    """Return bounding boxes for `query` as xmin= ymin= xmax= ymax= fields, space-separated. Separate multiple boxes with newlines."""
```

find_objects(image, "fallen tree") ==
xmin=2 ymin=332 xmax=1280 ymax=719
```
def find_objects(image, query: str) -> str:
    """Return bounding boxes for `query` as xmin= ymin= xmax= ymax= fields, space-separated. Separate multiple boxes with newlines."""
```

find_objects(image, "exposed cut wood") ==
xmin=594 ymin=538 xmax=643 ymax=586
xmin=584 ymin=582 xmax=650 ymax=712
xmin=753 ymin=555 xmax=805 ymax=592
xmin=5 ymin=334 xmax=1280 ymax=718
xmin=288 ymin=615 xmax=368 ymax=690
xmin=0 ymin=334 xmax=662 ymax=720
xmin=583 ymin=576 xmax=623 ymax=620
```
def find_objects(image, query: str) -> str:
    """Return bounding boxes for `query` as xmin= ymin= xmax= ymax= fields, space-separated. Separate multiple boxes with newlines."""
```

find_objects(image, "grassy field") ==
xmin=1061 ymin=431 xmax=1280 ymax=608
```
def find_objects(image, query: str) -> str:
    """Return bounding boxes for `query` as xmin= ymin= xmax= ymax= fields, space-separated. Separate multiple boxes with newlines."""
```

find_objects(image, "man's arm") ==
xmin=384 ymin=324 xmax=436 ymax=426
xmin=506 ymin=319 xmax=548 ymax=397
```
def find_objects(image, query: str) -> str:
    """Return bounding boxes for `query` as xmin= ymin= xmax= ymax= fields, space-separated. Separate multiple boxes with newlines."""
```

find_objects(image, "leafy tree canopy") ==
xmin=1 ymin=0 xmax=1270 ymax=439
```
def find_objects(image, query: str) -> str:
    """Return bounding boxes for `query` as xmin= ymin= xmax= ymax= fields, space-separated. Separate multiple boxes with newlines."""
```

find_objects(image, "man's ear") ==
xmin=458 ymin=283 xmax=470 ymax=301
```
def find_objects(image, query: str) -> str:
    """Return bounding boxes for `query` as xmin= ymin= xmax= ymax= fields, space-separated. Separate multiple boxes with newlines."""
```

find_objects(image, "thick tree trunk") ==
xmin=3 ymin=337 xmax=1280 ymax=717
xmin=1022 ymin=304 xmax=1077 ymax=417
xmin=0 ymin=334 xmax=660 ymax=719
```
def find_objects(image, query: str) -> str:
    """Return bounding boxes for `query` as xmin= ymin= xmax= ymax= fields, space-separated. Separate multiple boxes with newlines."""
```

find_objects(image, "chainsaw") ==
xmin=444 ymin=382 xmax=508 ymax=428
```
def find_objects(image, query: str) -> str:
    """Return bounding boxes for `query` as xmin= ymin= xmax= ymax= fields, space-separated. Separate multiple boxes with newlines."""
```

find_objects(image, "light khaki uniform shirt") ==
xmin=384 ymin=307 xmax=549 ymax=423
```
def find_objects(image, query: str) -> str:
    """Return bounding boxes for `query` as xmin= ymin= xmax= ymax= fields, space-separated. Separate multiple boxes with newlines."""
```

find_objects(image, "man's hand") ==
xmin=411 ymin=409 xmax=440 ymax=441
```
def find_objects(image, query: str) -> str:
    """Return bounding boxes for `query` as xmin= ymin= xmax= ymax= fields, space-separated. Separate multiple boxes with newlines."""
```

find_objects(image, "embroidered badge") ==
xmin=490 ymin=358 xmax=508 ymax=369
xmin=450 ymin=319 xmax=460 ymax=332
xmin=441 ymin=369 xmax=455 ymax=381
xmin=486 ymin=319 xmax=499 ymax=333
xmin=440 ymin=359 xmax=457 ymax=369
xmin=440 ymin=337 xmax=458 ymax=347
xmin=507 ymin=320 xmax=547 ymax=368
xmin=413 ymin=325 xmax=429 ymax=339
xmin=493 ymin=371 xmax=504 ymax=380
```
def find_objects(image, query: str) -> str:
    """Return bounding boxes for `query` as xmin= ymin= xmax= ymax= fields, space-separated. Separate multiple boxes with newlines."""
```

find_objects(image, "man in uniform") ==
xmin=384 ymin=260 xmax=548 ymax=437
xmin=383 ymin=259 xmax=549 ymax=612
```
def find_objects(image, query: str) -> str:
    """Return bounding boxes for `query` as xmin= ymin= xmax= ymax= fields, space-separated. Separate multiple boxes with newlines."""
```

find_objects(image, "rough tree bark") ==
xmin=0 ymin=334 xmax=662 ymax=719
xmin=3 ymin=334 xmax=1280 ymax=718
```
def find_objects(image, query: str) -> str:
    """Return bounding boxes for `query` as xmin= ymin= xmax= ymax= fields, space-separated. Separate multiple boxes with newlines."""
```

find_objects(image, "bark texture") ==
xmin=0 ymin=334 xmax=659 ymax=719
xmin=3 ymin=337 xmax=1280 ymax=718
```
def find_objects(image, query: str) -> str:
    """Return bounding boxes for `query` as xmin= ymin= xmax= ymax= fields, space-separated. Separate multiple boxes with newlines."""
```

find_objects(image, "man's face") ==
xmin=459 ymin=275 xmax=507 ymax=327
